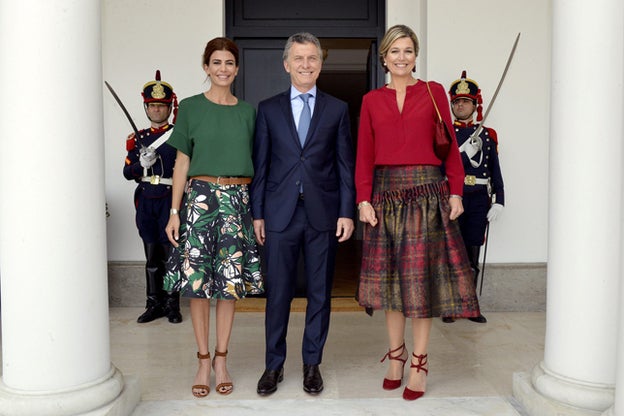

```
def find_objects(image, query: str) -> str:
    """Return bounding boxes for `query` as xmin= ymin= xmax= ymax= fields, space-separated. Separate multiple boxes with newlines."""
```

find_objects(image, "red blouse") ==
xmin=355 ymin=80 xmax=465 ymax=203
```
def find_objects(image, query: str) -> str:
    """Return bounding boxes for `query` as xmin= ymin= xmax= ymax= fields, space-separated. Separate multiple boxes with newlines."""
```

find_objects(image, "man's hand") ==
xmin=336 ymin=218 xmax=354 ymax=242
xmin=487 ymin=203 xmax=504 ymax=222
xmin=253 ymin=219 xmax=266 ymax=246
xmin=140 ymin=147 xmax=158 ymax=168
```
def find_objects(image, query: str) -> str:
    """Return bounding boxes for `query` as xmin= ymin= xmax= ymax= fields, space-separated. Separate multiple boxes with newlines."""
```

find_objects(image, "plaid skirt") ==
xmin=164 ymin=178 xmax=264 ymax=299
xmin=358 ymin=165 xmax=480 ymax=318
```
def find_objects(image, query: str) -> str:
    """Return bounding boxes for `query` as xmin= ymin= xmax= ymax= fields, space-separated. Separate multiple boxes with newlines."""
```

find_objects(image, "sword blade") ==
xmin=470 ymin=32 xmax=521 ymax=140
xmin=479 ymin=222 xmax=490 ymax=297
xmin=104 ymin=81 xmax=141 ymax=139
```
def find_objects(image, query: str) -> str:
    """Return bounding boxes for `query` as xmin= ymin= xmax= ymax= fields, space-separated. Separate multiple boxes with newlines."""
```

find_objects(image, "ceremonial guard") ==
xmin=445 ymin=71 xmax=505 ymax=323
xmin=123 ymin=70 xmax=182 ymax=324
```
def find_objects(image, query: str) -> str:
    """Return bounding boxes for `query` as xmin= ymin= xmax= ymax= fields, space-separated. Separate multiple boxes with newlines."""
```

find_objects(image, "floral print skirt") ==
xmin=164 ymin=178 xmax=264 ymax=299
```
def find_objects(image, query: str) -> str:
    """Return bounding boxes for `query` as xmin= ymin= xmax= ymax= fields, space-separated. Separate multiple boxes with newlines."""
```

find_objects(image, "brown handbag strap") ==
xmin=426 ymin=81 xmax=443 ymax=122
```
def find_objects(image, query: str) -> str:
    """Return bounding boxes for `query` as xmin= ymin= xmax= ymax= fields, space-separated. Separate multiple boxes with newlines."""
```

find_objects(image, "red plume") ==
xmin=476 ymin=89 xmax=483 ymax=122
xmin=461 ymin=70 xmax=467 ymax=79
xmin=172 ymin=93 xmax=179 ymax=124
xmin=155 ymin=70 xmax=161 ymax=81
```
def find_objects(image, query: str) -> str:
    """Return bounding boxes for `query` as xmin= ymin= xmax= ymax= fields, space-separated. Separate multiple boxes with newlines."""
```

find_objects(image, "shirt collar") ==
xmin=290 ymin=86 xmax=317 ymax=100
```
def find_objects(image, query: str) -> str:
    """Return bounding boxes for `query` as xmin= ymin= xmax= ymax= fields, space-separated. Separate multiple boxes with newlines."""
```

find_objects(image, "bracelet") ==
xmin=357 ymin=201 xmax=372 ymax=210
xmin=449 ymin=194 xmax=462 ymax=200
xmin=170 ymin=208 xmax=179 ymax=216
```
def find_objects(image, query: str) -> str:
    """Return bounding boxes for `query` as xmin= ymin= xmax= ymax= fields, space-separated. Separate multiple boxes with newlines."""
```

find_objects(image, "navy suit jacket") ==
xmin=250 ymin=89 xmax=355 ymax=232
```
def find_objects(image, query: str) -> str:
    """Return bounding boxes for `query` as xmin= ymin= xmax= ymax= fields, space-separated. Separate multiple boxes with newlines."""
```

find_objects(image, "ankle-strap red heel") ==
xmin=380 ymin=342 xmax=407 ymax=390
xmin=403 ymin=353 xmax=428 ymax=401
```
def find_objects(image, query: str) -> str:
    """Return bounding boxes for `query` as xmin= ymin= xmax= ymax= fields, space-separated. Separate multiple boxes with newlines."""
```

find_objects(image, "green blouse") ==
xmin=167 ymin=93 xmax=256 ymax=177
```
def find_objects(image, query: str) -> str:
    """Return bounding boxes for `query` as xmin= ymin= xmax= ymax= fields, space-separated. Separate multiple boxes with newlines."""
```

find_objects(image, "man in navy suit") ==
xmin=251 ymin=32 xmax=355 ymax=396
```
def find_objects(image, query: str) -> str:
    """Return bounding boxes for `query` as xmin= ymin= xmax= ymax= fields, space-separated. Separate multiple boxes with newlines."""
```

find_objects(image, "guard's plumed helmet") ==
xmin=142 ymin=70 xmax=178 ymax=122
xmin=448 ymin=70 xmax=483 ymax=122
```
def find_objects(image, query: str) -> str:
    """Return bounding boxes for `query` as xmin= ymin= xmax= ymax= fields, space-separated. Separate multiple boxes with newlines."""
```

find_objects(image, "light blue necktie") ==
xmin=297 ymin=93 xmax=311 ymax=146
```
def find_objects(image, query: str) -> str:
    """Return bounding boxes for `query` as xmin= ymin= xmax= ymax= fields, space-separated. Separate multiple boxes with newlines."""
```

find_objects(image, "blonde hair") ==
xmin=379 ymin=25 xmax=420 ymax=73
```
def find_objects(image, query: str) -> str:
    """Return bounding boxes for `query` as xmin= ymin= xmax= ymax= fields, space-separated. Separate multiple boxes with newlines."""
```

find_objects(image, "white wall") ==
xmin=103 ymin=0 xmax=550 ymax=263
xmin=102 ymin=0 xmax=223 ymax=261
xmin=389 ymin=0 xmax=551 ymax=263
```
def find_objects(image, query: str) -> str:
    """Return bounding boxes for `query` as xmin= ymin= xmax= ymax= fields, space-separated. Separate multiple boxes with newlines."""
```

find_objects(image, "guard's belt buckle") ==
xmin=150 ymin=175 xmax=161 ymax=185
xmin=464 ymin=175 xmax=477 ymax=186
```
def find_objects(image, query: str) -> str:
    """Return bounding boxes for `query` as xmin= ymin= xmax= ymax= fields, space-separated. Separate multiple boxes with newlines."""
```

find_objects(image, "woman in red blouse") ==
xmin=355 ymin=25 xmax=481 ymax=401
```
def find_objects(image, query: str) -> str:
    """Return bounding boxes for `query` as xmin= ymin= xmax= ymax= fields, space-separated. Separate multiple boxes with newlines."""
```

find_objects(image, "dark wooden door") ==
xmin=234 ymin=39 xmax=291 ymax=109
xmin=226 ymin=0 xmax=385 ymax=105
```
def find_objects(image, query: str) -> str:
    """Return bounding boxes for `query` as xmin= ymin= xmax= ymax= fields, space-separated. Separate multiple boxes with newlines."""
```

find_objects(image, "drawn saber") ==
xmin=104 ymin=80 xmax=143 ymax=146
xmin=468 ymin=32 xmax=521 ymax=142
xmin=473 ymin=33 xmax=520 ymax=296
xmin=479 ymin=223 xmax=490 ymax=297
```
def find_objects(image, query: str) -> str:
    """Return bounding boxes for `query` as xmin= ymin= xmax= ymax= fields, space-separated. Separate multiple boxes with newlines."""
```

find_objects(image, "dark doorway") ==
xmin=226 ymin=0 xmax=385 ymax=298
xmin=227 ymin=0 xmax=385 ymax=103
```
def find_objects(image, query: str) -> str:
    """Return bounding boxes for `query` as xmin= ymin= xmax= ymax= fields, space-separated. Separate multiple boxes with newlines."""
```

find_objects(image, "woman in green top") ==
xmin=164 ymin=37 xmax=263 ymax=399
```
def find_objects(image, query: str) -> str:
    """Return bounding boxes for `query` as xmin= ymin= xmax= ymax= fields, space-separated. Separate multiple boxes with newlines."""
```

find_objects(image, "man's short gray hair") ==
xmin=283 ymin=32 xmax=322 ymax=61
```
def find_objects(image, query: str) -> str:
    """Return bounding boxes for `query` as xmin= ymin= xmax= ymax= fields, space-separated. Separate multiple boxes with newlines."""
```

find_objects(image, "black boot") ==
xmin=466 ymin=245 xmax=487 ymax=324
xmin=159 ymin=243 xmax=181 ymax=323
xmin=164 ymin=291 xmax=182 ymax=324
xmin=137 ymin=243 xmax=167 ymax=323
xmin=137 ymin=296 xmax=166 ymax=323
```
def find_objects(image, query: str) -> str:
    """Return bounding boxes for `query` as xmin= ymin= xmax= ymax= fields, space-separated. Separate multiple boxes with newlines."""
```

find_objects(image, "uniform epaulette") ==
xmin=486 ymin=127 xmax=498 ymax=144
xmin=126 ymin=137 xmax=136 ymax=151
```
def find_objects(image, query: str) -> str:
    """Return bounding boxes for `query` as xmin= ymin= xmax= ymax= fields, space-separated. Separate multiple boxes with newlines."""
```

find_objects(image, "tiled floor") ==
xmin=110 ymin=307 xmax=545 ymax=415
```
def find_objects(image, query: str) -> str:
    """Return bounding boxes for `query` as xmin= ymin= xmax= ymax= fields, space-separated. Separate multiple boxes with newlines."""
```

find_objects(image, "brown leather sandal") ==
xmin=212 ymin=349 xmax=233 ymax=395
xmin=192 ymin=352 xmax=211 ymax=398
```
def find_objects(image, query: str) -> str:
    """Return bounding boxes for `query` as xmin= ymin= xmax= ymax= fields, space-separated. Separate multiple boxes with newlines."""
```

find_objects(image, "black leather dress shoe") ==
xmin=303 ymin=364 xmax=323 ymax=394
xmin=257 ymin=368 xmax=283 ymax=396
xmin=442 ymin=317 xmax=455 ymax=323
xmin=468 ymin=314 xmax=487 ymax=323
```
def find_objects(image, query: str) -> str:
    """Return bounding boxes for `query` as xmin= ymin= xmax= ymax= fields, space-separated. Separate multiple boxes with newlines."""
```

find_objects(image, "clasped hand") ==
xmin=139 ymin=147 xmax=158 ymax=168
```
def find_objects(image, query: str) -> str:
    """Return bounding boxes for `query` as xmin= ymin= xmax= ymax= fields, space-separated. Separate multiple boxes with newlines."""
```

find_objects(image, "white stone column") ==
xmin=513 ymin=0 xmax=622 ymax=414
xmin=0 ymin=1 xmax=138 ymax=415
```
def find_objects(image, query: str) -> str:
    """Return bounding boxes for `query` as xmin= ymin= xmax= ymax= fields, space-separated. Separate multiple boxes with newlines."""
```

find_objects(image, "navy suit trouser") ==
xmin=264 ymin=199 xmax=338 ymax=370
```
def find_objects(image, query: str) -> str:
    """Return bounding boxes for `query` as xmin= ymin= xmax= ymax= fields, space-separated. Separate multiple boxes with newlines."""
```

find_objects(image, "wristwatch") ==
xmin=170 ymin=208 xmax=179 ymax=216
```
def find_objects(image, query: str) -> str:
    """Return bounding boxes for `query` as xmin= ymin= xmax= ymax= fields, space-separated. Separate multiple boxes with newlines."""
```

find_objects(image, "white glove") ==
xmin=487 ymin=203 xmax=504 ymax=222
xmin=464 ymin=136 xmax=483 ymax=160
xmin=139 ymin=148 xmax=158 ymax=168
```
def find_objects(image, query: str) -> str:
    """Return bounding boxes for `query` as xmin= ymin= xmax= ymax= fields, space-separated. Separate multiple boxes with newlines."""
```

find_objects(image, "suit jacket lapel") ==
xmin=279 ymin=90 xmax=302 ymax=148
xmin=304 ymin=90 xmax=326 ymax=148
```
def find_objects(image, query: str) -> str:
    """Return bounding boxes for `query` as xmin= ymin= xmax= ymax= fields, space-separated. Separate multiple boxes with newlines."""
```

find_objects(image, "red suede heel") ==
xmin=381 ymin=342 xmax=407 ymax=390
xmin=403 ymin=353 xmax=428 ymax=401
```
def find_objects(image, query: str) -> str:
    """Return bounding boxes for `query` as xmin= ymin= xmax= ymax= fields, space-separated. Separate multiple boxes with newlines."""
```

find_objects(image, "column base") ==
xmin=513 ymin=362 xmax=614 ymax=416
xmin=601 ymin=406 xmax=614 ymax=416
xmin=0 ymin=366 xmax=140 ymax=416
